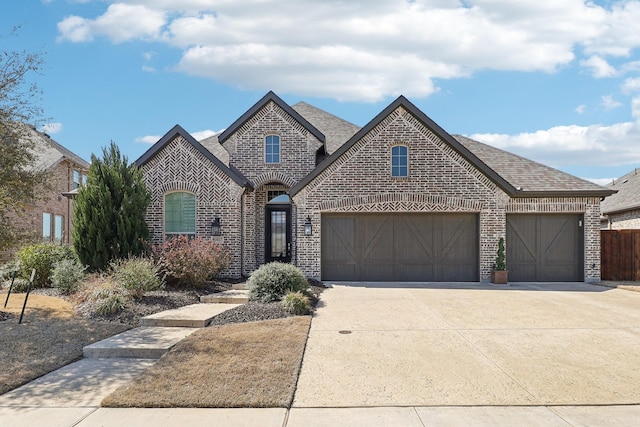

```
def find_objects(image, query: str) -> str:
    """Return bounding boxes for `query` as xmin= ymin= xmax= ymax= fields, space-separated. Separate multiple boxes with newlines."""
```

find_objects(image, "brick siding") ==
xmin=141 ymin=135 xmax=244 ymax=278
xmin=604 ymin=209 xmax=640 ymax=230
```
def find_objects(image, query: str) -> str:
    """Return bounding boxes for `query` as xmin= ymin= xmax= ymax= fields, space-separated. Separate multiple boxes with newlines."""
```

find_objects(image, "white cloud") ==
xmin=585 ymin=177 xmax=615 ymax=186
xmin=632 ymin=96 xmax=640 ymax=119
xmin=470 ymin=118 xmax=640 ymax=169
xmin=58 ymin=3 xmax=165 ymax=43
xmin=135 ymin=135 xmax=161 ymax=144
xmin=39 ymin=122 xmax=63 ymax=134
xmin=191 ymin=129 xmax=219 ymax=140
xmin=601 ymin=95 xmax=622 ymax=111
xmin=580 ymin=55 xmax=617 ymax=78
xmin=575 ymin=104 xmax=586 ymax=114
xmin=56 ymin=0 xmax=640 ymax=102
xmin=622 ymin=77 xmax=640 ymax=93
xmin=142 ymin=65 xmax=156 ymax=73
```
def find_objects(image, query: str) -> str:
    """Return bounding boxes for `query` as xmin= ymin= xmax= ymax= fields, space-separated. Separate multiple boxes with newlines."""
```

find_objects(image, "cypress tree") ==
xmin=73 ymin=142 xmax=150 ymax=270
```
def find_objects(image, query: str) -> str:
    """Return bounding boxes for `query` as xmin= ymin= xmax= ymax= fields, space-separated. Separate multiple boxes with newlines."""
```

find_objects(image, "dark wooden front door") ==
xmin=321 ymin=213 xmax=479 ymax=281
xmin=266 ymin=205 xmax=292 ymax=263
xmin=507 ymin=214 xmax=584 ymax=282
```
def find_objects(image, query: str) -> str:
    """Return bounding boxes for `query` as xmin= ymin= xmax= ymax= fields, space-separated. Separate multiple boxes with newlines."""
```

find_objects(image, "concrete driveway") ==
xmin=293 ymin=282 xmax=640 ymax=407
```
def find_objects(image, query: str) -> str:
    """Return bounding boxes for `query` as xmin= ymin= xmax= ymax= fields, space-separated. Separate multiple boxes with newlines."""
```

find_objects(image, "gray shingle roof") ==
xmin=199 ymin=133 xmax=230 ymax=166
xmin=292 ymin=102 xmax=360 ymax=154
xmin=21 ymin=125 xmax=89 ymax=170
xmin=600 ymin=168 xmax=640 ymax=214
xmin=454 ymin=135 xmax=612 ymax=195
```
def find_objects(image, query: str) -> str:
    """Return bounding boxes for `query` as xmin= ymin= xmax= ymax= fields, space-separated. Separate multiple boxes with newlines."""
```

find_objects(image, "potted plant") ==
xmin=491 ymin=237 xmax=508 ymax=285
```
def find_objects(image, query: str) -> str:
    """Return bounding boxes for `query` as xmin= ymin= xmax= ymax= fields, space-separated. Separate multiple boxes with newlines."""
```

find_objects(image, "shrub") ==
xmin=51 ymin=258 xmax=86 ymax=295
xmin=247 ymin=262 xmax=309 ymax=303
xmin=91 ymin=283 xmax=130 ymax=315
xmin=0 ymin=261 xmax=19 ymax=288
xmin=154 ymin=236 xmax=231 ymax=288
xmin=6 ymin=277 xmax=31 ymax=293
xmin=16 ymin=243 xmax=77 ymax=287
xmin=110 ymin=256 xmax=164 ymax=299
xmin=282 ymin=291 xmax=312 ymax=315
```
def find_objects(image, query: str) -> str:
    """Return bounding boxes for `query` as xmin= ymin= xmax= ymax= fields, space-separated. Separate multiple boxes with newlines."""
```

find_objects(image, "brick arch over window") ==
xmin=159 ymin=180 xmax=201 ymax=194
xmin=318 ymin=193 xmax=484 ymax=212
xmin=253 ymin=172 xmax=297 ymax=188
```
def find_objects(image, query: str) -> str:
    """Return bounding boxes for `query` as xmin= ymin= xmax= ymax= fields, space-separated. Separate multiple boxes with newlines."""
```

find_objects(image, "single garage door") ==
xmin=506 ymin=214 xmax=584 ymax=282
xmin=322 ymin=213 xmax=479 ymax=281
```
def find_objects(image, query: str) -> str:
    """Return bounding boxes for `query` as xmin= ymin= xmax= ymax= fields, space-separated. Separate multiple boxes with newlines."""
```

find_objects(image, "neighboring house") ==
xmin=136 ymin=91 xmax=614 ymax=283
xmin=600 ymin=168 xmax=640 ymax=229
xmin=1 ymin=126 xmax=89 ymax=260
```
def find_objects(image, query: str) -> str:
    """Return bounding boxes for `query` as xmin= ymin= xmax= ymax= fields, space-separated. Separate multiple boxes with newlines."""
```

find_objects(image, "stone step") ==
xmin=231 ymin=283 xmax=247 ymax=290
xmin=200 ymin=289 xmax=249 ymax=304
xmin=83 ymin=327 xmax=198 ymax=359
xmin=140 ymin=303 xmax=241 ymax=328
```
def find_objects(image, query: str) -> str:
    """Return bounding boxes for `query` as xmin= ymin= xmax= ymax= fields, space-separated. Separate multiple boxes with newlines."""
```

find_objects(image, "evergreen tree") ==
xmin=73 ymin=142 xmax=151 ymax=270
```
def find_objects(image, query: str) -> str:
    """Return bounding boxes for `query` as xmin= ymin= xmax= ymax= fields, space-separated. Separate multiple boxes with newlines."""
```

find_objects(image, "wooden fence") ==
xmin=601 ymin=230 xmax=640 ymax=281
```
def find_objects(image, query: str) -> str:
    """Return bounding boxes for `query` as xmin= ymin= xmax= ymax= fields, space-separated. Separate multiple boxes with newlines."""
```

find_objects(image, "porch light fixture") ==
xmin=211 ymin=217 xmax=221 ymax=236
xmin=304 ymin=216 xmax=313 ymax=236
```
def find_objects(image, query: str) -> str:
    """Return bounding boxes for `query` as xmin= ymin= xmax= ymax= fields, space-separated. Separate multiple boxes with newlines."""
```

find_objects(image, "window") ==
xmin=265 ymin=135 xmax=280 ymax=164
xmin=165 ymin=192 xmax=196 ymax=235
xmin=267 ymin=190 xmax=287 ymax=201
xmin=73 ymin=170 xmax=81 ymax=189
xmin=43 ymin=213 xmax=64 ymax=242
xmin=391 ymin=145 xmax=408 ymax=177
xmin=82 ymin=174 xmax=88 ymax=185
xmin=42 ymin=213 xmax=52 ymax=241
xmin=54 ymin=215 xmax=64 ymax=243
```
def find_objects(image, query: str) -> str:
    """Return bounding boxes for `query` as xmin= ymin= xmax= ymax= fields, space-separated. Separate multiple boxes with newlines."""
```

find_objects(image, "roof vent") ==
xmin=623 ymin=179 xmax=628 ymax=184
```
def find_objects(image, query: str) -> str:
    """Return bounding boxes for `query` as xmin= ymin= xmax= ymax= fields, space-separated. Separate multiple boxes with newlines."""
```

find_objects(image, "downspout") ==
xmin=240 ymin=188 xmax=245 ymax=278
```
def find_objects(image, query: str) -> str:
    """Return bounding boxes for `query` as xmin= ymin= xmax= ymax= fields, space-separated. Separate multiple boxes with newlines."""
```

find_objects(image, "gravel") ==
xmin=43 ymin=281 xmax=326 ymax=327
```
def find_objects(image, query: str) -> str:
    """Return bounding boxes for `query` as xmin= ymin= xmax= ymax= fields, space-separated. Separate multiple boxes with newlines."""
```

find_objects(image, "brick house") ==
xmin=600 ymin=168 xmax=640 ymax=229
xmin=1 ymin=126 xmax=89 ymax=261
xmin=136 ymin=91 xmax=614 ymax=282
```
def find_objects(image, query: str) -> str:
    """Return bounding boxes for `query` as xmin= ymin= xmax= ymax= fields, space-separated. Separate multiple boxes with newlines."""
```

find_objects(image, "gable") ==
xmin=215 ymin=92 xmax=326 ymax=185
xmin=135 ymin=124 xmax=251 ymax=189
xmin=291 ymin=103 xmax=503 ymax=206
xmin=291 ymin=96 xmax=513 ymax=198
xmin=218 ymin=91 xmax=325 ymax=146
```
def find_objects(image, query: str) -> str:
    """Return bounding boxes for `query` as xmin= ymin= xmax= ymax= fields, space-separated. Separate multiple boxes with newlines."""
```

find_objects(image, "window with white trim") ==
xmin=265 ymin=135 xmax=280 ymax=164
xmin=391 ymin=145 xmax=408 ymax=177
xmin=165 ymin=192 xmax=196 ymax=235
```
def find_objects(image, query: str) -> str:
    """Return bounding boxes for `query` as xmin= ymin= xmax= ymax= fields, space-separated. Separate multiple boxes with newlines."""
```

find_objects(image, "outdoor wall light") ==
xmin=304 ymin=216 xmax=312 ymax=236
xmin=211 ymin=217 xmax=221 ymax=236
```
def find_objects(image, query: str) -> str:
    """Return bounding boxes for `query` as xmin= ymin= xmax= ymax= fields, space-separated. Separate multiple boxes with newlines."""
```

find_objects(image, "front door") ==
xmin=266 ymin=205 xmax=292 ymax=263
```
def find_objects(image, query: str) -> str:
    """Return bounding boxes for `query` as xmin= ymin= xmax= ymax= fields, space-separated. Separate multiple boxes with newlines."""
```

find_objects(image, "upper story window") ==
xmin=73 ymin=170 xmax=81 ymax=189
xmin=391 ymin=145 xmax=408 ymax=177
xmin=265 ymin=135 xmax=280 ymax=164
xmin=165 ymin=192 xmax=196 ymax=235
xmin=72 ymin=170 xmax=88 ymax=189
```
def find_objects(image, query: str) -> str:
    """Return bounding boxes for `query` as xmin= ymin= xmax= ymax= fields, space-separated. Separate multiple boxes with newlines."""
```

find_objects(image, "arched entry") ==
xmin=265 ymin=193 xmax=292 ymax=263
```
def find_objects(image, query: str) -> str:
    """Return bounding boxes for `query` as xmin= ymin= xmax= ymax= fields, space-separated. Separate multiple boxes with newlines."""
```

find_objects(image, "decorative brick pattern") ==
xmin=223 ymin=101 xmax=322 ymax=185
xmin=141 ymin=135 xmax=243 ymax=278
xmin=292 ymin=106 xmax=602 ymax=282
xmin=140 ymin=97 xmax=605 ymax=283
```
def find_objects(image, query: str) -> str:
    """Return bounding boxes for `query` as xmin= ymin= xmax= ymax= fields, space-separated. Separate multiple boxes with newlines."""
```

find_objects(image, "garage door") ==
xmin=506 ymin=214 xmax=584 ymax=282
xmin=322 ymin=213 xmax=478 ymax=281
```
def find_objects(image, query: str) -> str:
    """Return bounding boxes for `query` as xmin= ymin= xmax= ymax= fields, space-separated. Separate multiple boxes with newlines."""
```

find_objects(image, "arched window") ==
xmin=391 ymin=145 xmax=408 ymax=177
xmin=165 ymin=192 xmax=196 ymax=235
xmin=265 ymin=135 xmax=280 ymax=164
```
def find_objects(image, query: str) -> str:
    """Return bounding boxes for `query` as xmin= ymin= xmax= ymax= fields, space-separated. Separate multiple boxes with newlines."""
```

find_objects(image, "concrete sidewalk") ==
xmin=2 ymin=405 xmax=640 ymax=426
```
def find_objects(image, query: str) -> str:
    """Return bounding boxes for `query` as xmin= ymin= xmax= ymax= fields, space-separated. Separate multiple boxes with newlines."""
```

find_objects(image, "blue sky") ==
xmin=3 ymin=0 xmax=640 ymax=185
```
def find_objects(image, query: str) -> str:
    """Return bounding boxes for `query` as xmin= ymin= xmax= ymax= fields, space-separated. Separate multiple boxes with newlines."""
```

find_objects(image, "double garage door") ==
xmin=322 ymin=213 xmax=479 ymax=282
xmin=321 ymin=212 xmax=584 ymax=282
